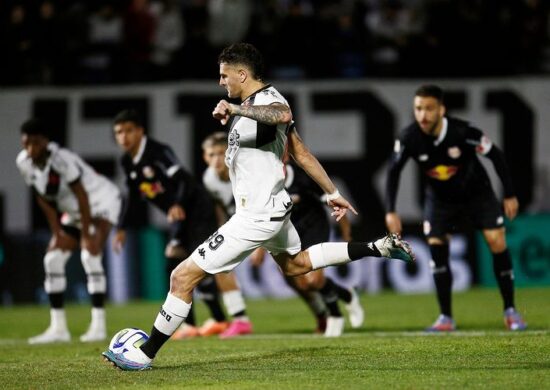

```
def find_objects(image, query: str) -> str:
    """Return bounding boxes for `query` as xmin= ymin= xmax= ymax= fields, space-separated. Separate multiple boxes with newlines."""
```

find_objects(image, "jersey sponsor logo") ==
xmin=139 ymin=181 xmax=165 ymax=198
xmin=448 ymin=146 xmax=461 ymax=159
xmin=142 ymin=166 xmax=155 ymax=179
xmin=496 ymin=216 xmax=504 ymax=225
xmin=426 ymin=165 xmax=458 ymax=181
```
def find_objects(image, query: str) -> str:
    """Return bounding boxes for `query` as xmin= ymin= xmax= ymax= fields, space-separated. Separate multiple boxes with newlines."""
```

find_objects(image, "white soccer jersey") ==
xmin=225 ymin=85 xmax=292 ymax=221
xmin=16 ymin=142 xmax=121 ymax=225
xmin=203 ymin=166 xmax=235 ymax=216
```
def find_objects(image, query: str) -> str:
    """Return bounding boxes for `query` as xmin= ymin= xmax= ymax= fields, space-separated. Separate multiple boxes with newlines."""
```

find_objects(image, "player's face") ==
xmin=203 ymin=144 xmax=227 ymax=176
xmin=21 ymin=133 xmax=49 ymax=165
xmin=113 ymin=121 xmax=144 ymax=156
xmin=414 ymin=96 xmax=445 ymax=136
xmin=219 ymin=63 xmax=243 ymax=99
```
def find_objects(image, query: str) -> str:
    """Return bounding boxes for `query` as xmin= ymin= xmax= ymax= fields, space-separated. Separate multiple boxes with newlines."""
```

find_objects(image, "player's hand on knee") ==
xmin=112 ymin=229 xmax=126 ymax=254
xmin=503 ymin=197 xmax=518 ymax=220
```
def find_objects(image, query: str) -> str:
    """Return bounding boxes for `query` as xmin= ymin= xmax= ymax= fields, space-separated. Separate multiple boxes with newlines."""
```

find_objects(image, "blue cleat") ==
xmin=504 ymin=308 xmax=527 ymax=331
xmin=102 ymin=349 xmax=152 ymax=371
xmin=425 ymin=314 xmax=456 ymax=332
xmin=375 ymin=233 xmax=416 ymax=263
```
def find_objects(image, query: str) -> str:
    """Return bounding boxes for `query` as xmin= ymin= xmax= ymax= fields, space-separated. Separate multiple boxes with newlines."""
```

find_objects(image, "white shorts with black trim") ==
xmin=191 ymin=213 xmax=302 ymax=274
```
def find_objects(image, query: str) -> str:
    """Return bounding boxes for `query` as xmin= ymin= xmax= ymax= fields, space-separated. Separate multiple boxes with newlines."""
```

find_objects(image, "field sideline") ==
xmin=0 ymin=288 xmax=548 ymax=389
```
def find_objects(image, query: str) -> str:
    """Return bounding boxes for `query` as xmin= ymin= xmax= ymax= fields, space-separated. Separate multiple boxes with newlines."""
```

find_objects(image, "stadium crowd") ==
xmin=1 ymin=0 xmax=549 ymax=86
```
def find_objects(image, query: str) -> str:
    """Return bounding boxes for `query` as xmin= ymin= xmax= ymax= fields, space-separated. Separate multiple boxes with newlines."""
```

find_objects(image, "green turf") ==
xmin=0 ymin=288 xmax=548 ymax=389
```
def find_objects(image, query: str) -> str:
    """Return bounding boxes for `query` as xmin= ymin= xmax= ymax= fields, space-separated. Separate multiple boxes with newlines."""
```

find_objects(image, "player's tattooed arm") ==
xmin=231 ymin=103 xmax=292 ymax=125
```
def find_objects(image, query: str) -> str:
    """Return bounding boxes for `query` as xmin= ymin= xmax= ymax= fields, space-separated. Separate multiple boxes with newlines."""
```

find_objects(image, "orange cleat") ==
xmin=198 ymin=319 xmax=230 ymax=336
xmin=172 ymin=324 xmax=201 ymax=340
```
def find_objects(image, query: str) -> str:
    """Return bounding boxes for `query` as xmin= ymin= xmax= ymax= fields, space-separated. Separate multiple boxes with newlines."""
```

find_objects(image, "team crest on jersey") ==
xmin=418 ymin=154 xmax=428 ymax=161
xmin=130 ymin=171 xmax=137 ymax=179
xmin=142 ymin=166 xmax=155 ymax=179
xmin=448 ymin=147 xmax=461 ymax=159
xmin=228 ymin=130 xmax=240 ymax=147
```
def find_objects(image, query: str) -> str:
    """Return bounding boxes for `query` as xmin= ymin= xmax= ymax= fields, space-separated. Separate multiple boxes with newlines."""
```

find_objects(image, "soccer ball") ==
xmin=108 ymin=328 xmax=149 ymax=354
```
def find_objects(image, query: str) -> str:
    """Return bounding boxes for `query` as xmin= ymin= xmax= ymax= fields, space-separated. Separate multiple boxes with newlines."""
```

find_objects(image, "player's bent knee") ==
xmin=81 ymin=249 xmax=106 ymax=294
xmin=43 ymin=249 xmax=71 ymax=293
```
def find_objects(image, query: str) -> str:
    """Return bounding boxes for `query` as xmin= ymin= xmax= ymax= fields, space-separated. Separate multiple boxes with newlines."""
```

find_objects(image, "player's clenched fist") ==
xmin=212 ymin=100 xmax=233 ymax=125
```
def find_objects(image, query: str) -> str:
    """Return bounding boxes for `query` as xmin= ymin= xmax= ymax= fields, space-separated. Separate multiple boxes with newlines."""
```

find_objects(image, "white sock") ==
xmin=90 ymin=307 xmax=106 ymax=330
xmin=153 ymin=293 xmax=192 ymax=336
xmin=51 ymin=308 xmax=68 ymax=331
xmin=307 ymin=243 xmax=351 ymax=270
xmin=222 ymin=290 xmax=246 ymax=317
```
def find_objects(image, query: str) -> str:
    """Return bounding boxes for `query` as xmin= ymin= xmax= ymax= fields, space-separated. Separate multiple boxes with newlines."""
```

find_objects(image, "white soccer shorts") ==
xmin=191 ymin=213 xmax=302 ymax=274
xmin=61 ymin=193 xmax=122 ymax=229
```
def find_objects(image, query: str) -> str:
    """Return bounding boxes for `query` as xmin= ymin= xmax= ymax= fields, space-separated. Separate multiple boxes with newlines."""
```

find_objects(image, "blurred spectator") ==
xmin=1 ymin=4 xmax=33 ymax=85
xmin=82 ymin=3 xmax=123 ymax=83
xmin=150 ymin=0 xmax=184 ymax=80
xmin=1 ymin=0 xmax=550 ymax=85
xmin=207 ymin=0 xmax=252 ymax=49
xmin=122 ymin=0 xmax=156 ymax=82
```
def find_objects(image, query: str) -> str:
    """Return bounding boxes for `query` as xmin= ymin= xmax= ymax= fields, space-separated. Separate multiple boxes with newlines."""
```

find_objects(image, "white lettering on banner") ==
xmin=1 ymin=79 xmax=549 ymax=233
xmin=232 ymin=236 xmax=471 ymax=296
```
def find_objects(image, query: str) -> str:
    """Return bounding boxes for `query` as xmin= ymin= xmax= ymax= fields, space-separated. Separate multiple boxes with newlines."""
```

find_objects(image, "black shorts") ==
xmin=168 ymin=195 xmax=217 ymax=251
xmin=292 ymin=212 xmax=330 ymax=250
xmin=423 ymin=190 xmax=504 ymax=238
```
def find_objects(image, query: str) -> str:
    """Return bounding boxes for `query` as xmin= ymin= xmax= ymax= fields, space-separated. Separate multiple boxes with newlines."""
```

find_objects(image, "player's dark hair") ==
xmin=20 ymin=118 xmax=51 ymax=138
xmin=415 ymin=85 xmax=444 ymax=104
xmin=113 ymin=109 xmax=144 ymax=127
xmin=202 ymin=131 xmax=227 ymax=150
xmin=218 ymin=43 xmax=265 ymax=81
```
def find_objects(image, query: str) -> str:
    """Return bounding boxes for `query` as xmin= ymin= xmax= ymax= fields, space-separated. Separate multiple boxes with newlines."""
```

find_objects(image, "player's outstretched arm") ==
xmin=213 ymin=100 xmax=292 ymax=125
xmin=287 ymin=127 xmax=357 ymax=221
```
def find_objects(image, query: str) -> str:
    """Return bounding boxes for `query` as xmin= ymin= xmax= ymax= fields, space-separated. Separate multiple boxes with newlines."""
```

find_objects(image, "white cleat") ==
xmin=80 ymin=327 xmax=107 ymax=342
xmin=28 ymin=327 xmax=71 ymax=345
xmin=374 ymin=233 xmax=415 ymax=263
xmin=324 ymin=316 xmax=345 ymax=338
xmin=345 ymin=288 xmax=364 ymax=329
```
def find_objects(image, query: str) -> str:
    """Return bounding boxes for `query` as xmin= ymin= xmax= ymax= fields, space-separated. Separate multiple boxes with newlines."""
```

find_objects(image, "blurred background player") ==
xmin=112 ymin=109 xmax=231 ymax=338
xmin=17 ymin=118 xmax=121 ymax=344
xmin=385 ymin=84 xmax=527 ymax=332
xmin=202 ymin=130 xmax=364 ymax=337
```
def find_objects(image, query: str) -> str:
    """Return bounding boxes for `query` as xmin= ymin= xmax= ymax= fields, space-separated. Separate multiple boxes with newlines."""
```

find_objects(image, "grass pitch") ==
xmin=0 ymin=288 xmax=548 ymax=389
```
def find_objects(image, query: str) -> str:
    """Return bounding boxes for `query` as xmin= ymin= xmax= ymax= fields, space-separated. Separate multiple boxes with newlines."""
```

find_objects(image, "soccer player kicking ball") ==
xmin=103 ymin=42 xmax=414 ymax=370
xmin=17 ymin=118 xmax=121 ymax=344
xmin=384 ymin=85 xmax=526 ymax=332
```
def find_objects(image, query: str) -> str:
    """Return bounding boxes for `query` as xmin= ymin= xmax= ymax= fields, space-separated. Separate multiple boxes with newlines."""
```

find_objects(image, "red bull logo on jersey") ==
xmin=139 ymin=181 xmax=165 ymax=199
xmin=426 ymin=165 xmax=458 ymax=181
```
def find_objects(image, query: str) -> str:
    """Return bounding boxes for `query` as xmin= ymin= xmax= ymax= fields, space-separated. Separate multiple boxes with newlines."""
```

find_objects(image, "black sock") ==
xmin=430 ymin=244 xmax=453 ymax=317
xmin=140 ymin=327 xmax=170 ymax=359
xmin=493 ymin=249 xmax=515 ymax=310
xmin=323 ymin=278 xmax=352 ymax=303
xmin=197 ymin=278 xmax=226 ymax=322
xmin=49 ymin=292 xmax=64 ymax=309
xmin=319 ymin=279 xmax=343 ymax=317
xmin=90 ymin=293 xmax=105 ymax=308
xmin=347 ymin=242 xmax=381 ymax=260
